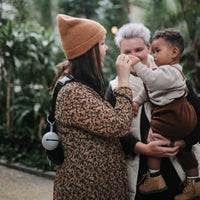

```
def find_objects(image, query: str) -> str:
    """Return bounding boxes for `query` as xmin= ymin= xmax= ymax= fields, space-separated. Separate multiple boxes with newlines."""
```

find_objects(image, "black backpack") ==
xmin=42 ymin=75 xmax=75 ymax=165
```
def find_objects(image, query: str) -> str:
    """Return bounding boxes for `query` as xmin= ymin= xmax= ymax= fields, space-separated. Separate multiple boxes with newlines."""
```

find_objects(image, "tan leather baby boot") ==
xmin=139 ymin=171 xmax=168 ymax=195
xmin=175 ymin=179 xmax=200 ymax=200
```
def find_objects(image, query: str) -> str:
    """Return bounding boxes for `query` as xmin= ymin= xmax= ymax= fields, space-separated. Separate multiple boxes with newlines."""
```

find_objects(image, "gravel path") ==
xmin=0 ymin=164 xmax=54 ymax=200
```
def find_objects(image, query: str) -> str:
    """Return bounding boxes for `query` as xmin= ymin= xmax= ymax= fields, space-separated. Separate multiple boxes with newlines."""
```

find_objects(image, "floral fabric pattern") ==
xmin=53 ymin=81 xmax=133 ymax=200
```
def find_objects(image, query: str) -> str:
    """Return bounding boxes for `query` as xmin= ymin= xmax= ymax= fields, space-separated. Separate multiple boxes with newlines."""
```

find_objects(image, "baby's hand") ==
xmin=128 ymin=55 xmax=140 ymax=76
xmin=128 ymin=55 xmax=140 ymax=66
xmin=133 ymin=101 xmax=139 ymax=117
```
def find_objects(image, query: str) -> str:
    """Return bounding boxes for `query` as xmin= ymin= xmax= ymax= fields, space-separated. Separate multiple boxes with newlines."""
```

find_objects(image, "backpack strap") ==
xmin=48 ymin=75 xmax=75 ymax=123
xmin=171 ymin=65 xmax=186 ymax=79
xmin=143 ymin=67 xmax=157 ymax=101
xmin=171 ymin=65 xmax=188 ymax=95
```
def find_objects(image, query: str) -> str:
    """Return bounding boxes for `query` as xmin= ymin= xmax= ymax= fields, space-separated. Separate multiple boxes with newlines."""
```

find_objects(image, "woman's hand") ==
xmin=134 ymin=140 xmax=179 ymax=158
xmin=116 ymin=54 xmax=137 ymax=87
xmin=116 ymin=54 xmax=131 ymax=87
xmin=133 ymin=101 xmax=139 ymax=117
xmin=147 ymin=128 xmax=186 ymax=149
xmin=145 ymin=141 xmax=179 ymax=158
xmin=134 ymin=128 xmax=179 ymax=158
xmin=147 ymin=128 xmax=169 ymax=144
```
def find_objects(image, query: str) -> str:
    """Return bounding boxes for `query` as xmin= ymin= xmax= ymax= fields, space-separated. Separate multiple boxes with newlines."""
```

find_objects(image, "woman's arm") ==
xmin=105 ymin=85 xmax=140 ymax=156
xmin=57 ymin=83 xmax=134 ymax=138
xmin=105 ymin=84 xmax=179 ymax=157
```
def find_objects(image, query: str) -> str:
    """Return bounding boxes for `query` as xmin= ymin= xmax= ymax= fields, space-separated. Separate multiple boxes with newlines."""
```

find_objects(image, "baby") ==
xmin=131 ymin=28 xmax=200 ymax=200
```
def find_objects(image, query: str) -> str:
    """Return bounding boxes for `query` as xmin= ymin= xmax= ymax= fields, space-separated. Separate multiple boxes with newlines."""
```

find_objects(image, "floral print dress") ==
xmin=53 ymin=81 xmax=133 ymax=200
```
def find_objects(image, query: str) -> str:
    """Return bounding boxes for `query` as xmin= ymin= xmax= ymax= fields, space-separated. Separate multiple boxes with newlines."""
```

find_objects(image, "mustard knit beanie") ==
xmin=57 ymin=14 xmax=106 ymax=60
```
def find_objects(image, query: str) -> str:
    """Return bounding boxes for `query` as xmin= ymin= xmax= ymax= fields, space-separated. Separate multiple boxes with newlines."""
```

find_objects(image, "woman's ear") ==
xmin=171 ymin=47 xmax=179 ymax=59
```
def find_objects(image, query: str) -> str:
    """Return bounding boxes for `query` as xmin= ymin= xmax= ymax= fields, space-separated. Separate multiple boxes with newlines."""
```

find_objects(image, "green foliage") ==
xmin=0 ymin=127 xmax=53 ymax=170
xmin=1 ymin=0 xmax=199 ymax=172
xmin=0 ymin=0 xmax=131 ymax=171
xmin=57 ymin=0 xmax=130 ymax=86
xmin=58 ymin=0 xmax=99 ymax=18
xmin=95 ymin=0 xmax=130 ymax=86
xmin=144 ymin=0 xmax=200 ymax=93
xmin=2 ymin=0 xmax=54 ymax=29
xmin=0 ymin=19 xmax=61 ymax=86
xmin=144 ymin=0 xmax=176 ymax=34
xmin=33 ymin=0 xmax=53 ymax=28
xmin=96 ymin=0 xmax=129 ymax=27
xmin=0 ymin=17 xmax=64 ymax=171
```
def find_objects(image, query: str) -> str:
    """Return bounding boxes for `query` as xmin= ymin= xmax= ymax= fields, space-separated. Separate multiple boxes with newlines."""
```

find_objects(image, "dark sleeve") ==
xmin=184 ymin=80 xmax=200 ymax=145
xmin=105 ymin=85 xmax=116 ymax=107
xmin=105 ymin=85 xmax=139 ymax=157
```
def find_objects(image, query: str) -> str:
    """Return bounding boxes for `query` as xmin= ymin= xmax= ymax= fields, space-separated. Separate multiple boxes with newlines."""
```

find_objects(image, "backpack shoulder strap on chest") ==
xmin=49 ymin=75 xmax=75 ymax=123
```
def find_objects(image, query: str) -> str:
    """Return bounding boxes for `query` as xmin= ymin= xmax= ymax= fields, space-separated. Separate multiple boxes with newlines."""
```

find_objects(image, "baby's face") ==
xmin=152 ymin=38 xmax=174 ymax=67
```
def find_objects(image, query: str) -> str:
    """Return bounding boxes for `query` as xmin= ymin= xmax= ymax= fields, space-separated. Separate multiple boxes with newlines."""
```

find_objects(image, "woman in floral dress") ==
xmin=52 ymin=14 xmax=135 ymax=199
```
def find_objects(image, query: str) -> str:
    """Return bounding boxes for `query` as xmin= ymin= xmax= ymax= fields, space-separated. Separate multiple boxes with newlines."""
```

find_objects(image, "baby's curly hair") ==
xmin=152 ymin=28 xmax=184 ymax=55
